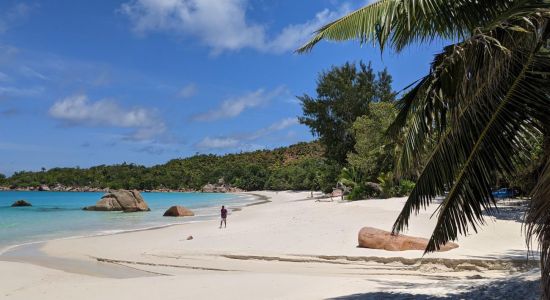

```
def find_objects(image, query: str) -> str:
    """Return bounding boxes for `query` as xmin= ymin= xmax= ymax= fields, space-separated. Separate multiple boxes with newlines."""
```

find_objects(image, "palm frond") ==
xmin=296 ymin=0 xmax=549 ymax=53
xmin=388 ymin=10 xmax=547 ymax=176
xmin=391 ymin=15 xmax=550 ymax=252
xmin=526 ymin=158 xmax=550 ymax=298
xmin=388 ymin=40 xmax=507 ymax=175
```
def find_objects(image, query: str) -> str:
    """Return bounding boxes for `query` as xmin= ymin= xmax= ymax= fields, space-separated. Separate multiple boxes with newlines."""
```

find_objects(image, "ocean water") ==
xmin=0 ymin=191 xmax=253 ymax=251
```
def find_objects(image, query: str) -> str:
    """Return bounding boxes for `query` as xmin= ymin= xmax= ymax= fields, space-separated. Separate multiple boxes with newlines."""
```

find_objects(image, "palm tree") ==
xmin=338 ymin=166 xmax=362 ymax=190
xmin=297 ymin=0 xmax=550 ymax=298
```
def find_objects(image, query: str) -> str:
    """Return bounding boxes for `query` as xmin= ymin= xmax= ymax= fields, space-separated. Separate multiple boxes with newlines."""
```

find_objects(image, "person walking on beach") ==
xmin=220 ymin=205 xmax=227 ymax=228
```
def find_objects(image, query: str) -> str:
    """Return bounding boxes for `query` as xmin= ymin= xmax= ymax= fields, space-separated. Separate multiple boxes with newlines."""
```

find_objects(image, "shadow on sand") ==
xmin=327 ymin=275 xmax=540 ymax=300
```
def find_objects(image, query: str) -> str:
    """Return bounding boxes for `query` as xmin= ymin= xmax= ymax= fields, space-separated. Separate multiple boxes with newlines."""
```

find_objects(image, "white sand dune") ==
xmin=0 ymin=191 xmax=541 ymax=299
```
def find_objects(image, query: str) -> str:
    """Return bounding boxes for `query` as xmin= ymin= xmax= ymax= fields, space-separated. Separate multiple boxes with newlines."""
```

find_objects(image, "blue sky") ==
xmin=0 ymin=0 xmax=444 ymax=175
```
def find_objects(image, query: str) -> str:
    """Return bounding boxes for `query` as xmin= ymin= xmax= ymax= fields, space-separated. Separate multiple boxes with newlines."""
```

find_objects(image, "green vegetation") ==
xmin=297 ymin=61 xmax=407 ymax=200
xmin=348 ymin=102 xmax=397 ymax=180
xmin=297 ymin=61 xmax=418 ymax=200
xmin=298 ymin=61 xmax=395 ymax=164
xmin=299 ymin=0 xmax=550 ymax=296
xmin=344 ymin=102 xmax=419 ymax=200
xmin=3 ymin=142 xmax=339 ymax=192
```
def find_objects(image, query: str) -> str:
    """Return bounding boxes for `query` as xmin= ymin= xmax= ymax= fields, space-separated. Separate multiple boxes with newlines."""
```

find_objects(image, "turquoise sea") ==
xmin=0 ymin=191 xmax=253 ymax=252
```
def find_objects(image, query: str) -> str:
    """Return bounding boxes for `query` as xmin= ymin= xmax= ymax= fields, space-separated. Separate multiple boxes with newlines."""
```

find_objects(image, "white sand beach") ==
xmin=0 ymin=191 xmax=541 ymax=299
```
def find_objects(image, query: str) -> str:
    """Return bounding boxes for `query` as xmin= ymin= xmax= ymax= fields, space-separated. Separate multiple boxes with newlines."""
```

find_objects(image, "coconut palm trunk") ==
xmin=297 ymin=0 xmax=550 ymax=298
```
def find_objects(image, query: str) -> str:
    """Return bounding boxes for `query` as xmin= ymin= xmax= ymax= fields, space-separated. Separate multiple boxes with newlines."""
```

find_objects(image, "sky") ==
xmin=0 ymin=0 xmax=445 ymax=175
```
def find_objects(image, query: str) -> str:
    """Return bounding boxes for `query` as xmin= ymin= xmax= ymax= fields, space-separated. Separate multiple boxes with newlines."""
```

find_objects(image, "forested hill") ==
xmin=1 ymin=141 xmax=340 ymax=192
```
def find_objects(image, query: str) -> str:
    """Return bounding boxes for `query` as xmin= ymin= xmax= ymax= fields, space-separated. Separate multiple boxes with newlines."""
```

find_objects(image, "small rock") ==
xmin=187 ymin=236 xmax=193 ymax=240
xmin=163 ymin=206 xmax=194 ymax=217
xmin=11 ymin=200 xmax=32 ymax=207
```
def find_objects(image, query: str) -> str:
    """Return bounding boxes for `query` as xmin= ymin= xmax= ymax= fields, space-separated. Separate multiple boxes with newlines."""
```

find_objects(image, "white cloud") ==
xmin=0 ymin=85 xmax=43 ymax=98
xmin=193 ymin=86 xmax=285 ymax=121
xmin=20 ymin=65 xmax=48 ymax=80
xmin=196 ymin=117 xmax=299 ymax=151
xmin=267 ymin=117 xmax=298 ymax=131
xmin=247 ymin=117 xmax=298 ymax=140
xmin=177 ymin=83 xmax=197 ymax=98
xmin=120 ymin=0 xmax=349 ymax=54
xmin=49 ymin=94 xmax=166 ymax=141
xmin=267 ymin=6 xmax=349 ymax=54
xmin=196 ymin=137 xmax=239 ymax=150
xmin=135 ymin=144 xmax=173 ymax=155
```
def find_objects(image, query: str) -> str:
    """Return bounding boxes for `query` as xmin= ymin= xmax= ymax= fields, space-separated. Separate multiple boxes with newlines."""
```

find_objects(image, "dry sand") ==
xmin=0 ymin=191 xmax=541 ymax=299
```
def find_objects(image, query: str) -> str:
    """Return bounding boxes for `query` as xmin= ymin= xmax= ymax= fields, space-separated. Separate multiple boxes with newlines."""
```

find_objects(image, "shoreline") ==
xmin=0 ymin=192 xmax=271 ymax=277
xmin=0 ymin=192 xmax=264 ymax=255
xmin=0 ymin=188 xmax=234 ymax=193
xmin=0 ymin=191 xmax=542 ymax=299
xmin=1 ymin=192 xmax=269 ymax=253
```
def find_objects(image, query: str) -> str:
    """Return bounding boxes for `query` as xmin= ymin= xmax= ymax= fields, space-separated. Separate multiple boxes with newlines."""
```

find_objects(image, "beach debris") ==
xmin=11 ymin=199 xmax=32 ymax=207
xmin=358 ymin=227 xmax=459 ymax=252
xmin=163 ymin=206 xmax=194 ymax=217
xmin=83 ymin=190 xmax=150 ymax=212
xmin=187 ymin=235 xmax=193 ymax=240
xmin=331 ymin=188 xmax=344 ymax=200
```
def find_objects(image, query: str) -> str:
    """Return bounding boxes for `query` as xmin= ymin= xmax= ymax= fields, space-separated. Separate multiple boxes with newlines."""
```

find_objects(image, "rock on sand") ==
xmin=358 ymin=227 xmax=459 ymax=251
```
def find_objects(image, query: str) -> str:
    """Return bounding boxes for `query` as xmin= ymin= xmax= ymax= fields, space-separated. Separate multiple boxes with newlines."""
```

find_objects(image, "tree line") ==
xmin=0 ymin=142 xmax=340 ymax=192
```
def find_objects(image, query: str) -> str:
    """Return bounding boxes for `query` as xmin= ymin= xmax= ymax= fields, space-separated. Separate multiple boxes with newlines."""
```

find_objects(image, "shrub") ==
xmin=398 ymin=180 xmax=416 ymax=196
xmin=377 ymin=172 xmax=395 ymax=198
xmin=347 ymin=185 xmax=366 ymax=200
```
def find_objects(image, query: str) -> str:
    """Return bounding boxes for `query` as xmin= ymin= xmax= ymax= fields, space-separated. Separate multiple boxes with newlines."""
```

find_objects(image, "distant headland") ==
xmin=0 ymin=142 xmax=330 ymax=193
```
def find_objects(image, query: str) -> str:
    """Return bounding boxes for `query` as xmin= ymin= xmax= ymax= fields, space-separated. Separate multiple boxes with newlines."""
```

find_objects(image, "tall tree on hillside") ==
xmin=348 ymin=102 xmax=397 ymax=181
xmin=298 ymin=0 xmax=550 ymax=297
xmin=298 ymin=61 xmax=395 ymax=164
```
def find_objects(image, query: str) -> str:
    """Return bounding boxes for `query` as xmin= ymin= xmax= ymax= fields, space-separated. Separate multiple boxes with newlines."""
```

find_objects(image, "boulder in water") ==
xmin=83 ymin=190 xmax=150 ymax=212
xmin=163 ymin=206 xmax=194 ymax=217
xmin=11 ymin=200 xmax=32 ymax=207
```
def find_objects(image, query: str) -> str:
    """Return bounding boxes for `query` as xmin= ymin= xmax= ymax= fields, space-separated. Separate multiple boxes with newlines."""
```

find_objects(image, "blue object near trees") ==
xmin=492 ymin=188 xmax=515 ymax=199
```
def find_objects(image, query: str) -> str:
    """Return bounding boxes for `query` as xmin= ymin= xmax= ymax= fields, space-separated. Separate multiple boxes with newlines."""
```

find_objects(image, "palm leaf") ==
xmin=386 ymin=6 xmax=550 ymax=176
xmin=296 ymin=0 xmax=548 ymax=53
xmin=388 ymin=31 xmax=516 ymax=175
xmin=526 ymin=158 xmax=550 ymax=298
xmin=392 ymin=16 xmax=550 ymax=252
xmin=297 ymin=1 xmax=550 ymax=298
